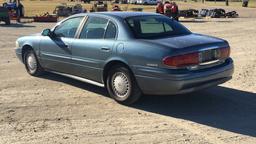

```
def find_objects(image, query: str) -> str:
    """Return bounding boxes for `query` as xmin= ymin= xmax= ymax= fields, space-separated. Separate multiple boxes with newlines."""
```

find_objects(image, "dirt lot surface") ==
xmin=0 ymin=7 xmax=256 ymax=144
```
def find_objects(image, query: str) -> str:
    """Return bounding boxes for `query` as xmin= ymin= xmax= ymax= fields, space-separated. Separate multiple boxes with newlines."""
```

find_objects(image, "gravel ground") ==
xmin=0 ymin=8 xmax=256 ymax=144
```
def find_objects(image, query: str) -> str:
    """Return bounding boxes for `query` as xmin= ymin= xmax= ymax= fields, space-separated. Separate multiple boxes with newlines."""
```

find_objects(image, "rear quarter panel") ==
xmin=120 ymin=40 xmax=170 ymax=76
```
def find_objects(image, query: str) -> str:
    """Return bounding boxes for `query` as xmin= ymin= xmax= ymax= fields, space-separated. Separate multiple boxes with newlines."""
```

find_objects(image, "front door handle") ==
xmin=101 ymin=47 xmax=110 ymax=51
xmin=64 ymin=44 xmax=69 ymax=48
xmin=63 ymin=44 xmax=71 ymax=50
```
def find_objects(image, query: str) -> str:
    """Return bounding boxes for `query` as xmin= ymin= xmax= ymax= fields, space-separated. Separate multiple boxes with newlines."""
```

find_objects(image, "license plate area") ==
xmin=199 ymin=49 xmax=221 ymax=63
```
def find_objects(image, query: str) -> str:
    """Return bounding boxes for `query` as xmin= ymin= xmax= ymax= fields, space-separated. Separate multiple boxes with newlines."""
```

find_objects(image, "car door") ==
xmin=39 ymin=16 xmax=84 ymax=74
xmin=71 ymin=16 xmax=117 ymax=83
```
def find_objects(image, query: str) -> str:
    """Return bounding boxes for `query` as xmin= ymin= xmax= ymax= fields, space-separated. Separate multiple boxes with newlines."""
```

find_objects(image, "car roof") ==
xmin=66 ymin=12 xmax=163 ymax=40
xmin=74 ymin=12 xmax=161 ymax=19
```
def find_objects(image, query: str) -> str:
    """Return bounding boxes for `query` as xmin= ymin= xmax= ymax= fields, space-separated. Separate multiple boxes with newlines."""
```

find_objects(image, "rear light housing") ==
xmin=163 ymin=47 xmax=230 ymax=68
xmin=163 ymin=52 xmax=199 ymax=68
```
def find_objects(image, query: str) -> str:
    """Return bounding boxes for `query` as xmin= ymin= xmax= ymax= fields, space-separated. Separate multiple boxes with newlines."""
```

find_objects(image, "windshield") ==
xmin=125 ymin=16 xmax=191 ymax=39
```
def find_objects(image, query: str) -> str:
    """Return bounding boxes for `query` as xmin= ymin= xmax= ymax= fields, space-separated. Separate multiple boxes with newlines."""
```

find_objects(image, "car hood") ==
xmin=142 ymin=33 xmax=227 ymax=50
xmin=31 ymin=33 xmax=41 ymax=36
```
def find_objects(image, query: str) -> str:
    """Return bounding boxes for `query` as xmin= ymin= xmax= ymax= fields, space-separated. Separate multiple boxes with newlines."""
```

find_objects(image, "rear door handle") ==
xmin=101 ymin=47 xmax=110 ymax=51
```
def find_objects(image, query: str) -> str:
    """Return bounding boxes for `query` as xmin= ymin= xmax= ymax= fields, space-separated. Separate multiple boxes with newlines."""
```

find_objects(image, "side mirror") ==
xmin=42 ymin=29 xmax=53 ymax=37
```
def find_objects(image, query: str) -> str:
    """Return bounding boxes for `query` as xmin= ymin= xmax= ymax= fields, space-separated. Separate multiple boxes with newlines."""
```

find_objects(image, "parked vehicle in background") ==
xmin=119 ymin=0 xmax=128 ymax=4
xmin=1 ymin=0 xmax=24 ymax=23
xmin=81 ymin=0 xmax=91 ymax=3
xmin=0 ymin=6 xmax=10 ymax=25
xmin=112 ymin=5 xmax=122 ymax=11
xmin=53 ymin=3 xmax=84 ymax=17
xmin=127 ymin=0 xmax=137 ymax=4
xmin=2 ymin=0 xmax=24 ymax=17
xmin=242 ymin=0 xmax=249 ymax=7
xmin=15 ymin=12 xmax=234 ymax=105
xmin=137 ymin=0 xmax=157 ymax=5
xmin=90 ymin=0 xmax=108 ymax=12
xmin=72 ymin=4 xmax=84 ymax=14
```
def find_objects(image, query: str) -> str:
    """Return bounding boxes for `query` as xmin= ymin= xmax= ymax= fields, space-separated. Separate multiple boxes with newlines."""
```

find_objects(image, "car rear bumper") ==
xmin=134 ymin=58 xmax=234 ymax=95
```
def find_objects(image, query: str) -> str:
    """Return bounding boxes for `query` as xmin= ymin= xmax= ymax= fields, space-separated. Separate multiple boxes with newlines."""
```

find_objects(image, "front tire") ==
xmin=106 ymin=65 xmax=142 ymax=105
xmin=24 ymin=50 xmax=44 ymax=76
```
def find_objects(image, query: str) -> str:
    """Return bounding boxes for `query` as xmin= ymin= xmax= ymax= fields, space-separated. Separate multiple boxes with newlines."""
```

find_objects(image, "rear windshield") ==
xmin=125 ymin=16 xmax=191 ymax=39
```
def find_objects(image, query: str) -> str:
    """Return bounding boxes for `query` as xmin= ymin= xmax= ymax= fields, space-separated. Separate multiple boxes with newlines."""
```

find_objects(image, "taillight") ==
xmin=163 ymin=52 xmax=199 ymax=67
xmin=220 ymin=47 xmax=230 ymax=59
xmin=163 ymin=47 xmax=230 ymax=68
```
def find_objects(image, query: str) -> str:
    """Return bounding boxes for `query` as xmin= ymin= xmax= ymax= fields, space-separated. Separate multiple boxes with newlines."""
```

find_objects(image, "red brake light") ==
xmin=163 ymin=52 xmax=199 ymax=67
xmin=163 ymin=47 xmax=230 ymax=68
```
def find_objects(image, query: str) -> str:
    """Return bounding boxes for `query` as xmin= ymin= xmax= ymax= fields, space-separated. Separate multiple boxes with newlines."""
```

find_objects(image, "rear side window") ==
xmin=105 ymin=21 xmax=117 ymax=39
xmin=126 ymin=16 xmax=191 ymax=39
xmin=140 ymin=18 xmax=173 ymax=34
xmin=80 ymin=17 xmax=108 ymax=39
xmin=54 ymin=17 xmax=83 ymax=38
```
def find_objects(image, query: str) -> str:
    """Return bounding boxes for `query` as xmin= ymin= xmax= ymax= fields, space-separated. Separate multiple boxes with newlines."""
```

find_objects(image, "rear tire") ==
xmin=24 ymin=50 xmax=44 ymax=76
xmin=106 ymin=65 xmax=142 ymax=105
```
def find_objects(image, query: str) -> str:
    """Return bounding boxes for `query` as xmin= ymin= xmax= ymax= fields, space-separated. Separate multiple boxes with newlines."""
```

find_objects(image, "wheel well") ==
xmin=103 ymin=61 xmax=133 ymax=84
xmin=21 ymin=45 xmax=33 ymax=63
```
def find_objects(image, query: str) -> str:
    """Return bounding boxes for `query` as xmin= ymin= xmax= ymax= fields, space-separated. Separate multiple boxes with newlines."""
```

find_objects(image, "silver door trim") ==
xmin=49 ymin=71 xmax=105 ymax=87
xmin=42 ymin=52 xmax=70 ymax=59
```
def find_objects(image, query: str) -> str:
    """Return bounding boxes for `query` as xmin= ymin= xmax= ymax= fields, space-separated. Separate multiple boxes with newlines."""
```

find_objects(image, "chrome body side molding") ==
xmin=49 ymin=71 xmax=105 ymax=87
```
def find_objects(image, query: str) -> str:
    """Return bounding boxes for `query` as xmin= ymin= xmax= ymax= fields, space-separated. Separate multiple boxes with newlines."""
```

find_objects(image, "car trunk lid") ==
xmin=144 ymin=33 xmax=226 ymax=50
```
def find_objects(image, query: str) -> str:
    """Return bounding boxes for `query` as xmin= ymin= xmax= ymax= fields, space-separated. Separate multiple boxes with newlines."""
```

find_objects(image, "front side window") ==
xmin=54 ymin=17 xmax=83 ymax=38
xmin=126 ymin=16 xmax=191 ymax=39
xmin=80 ymin=17 xmax=108 ymax=39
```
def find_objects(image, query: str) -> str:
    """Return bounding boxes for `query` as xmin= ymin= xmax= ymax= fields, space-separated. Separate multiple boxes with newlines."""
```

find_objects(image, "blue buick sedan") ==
xmin=15 ymin=12 xmax=234 ymax=105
